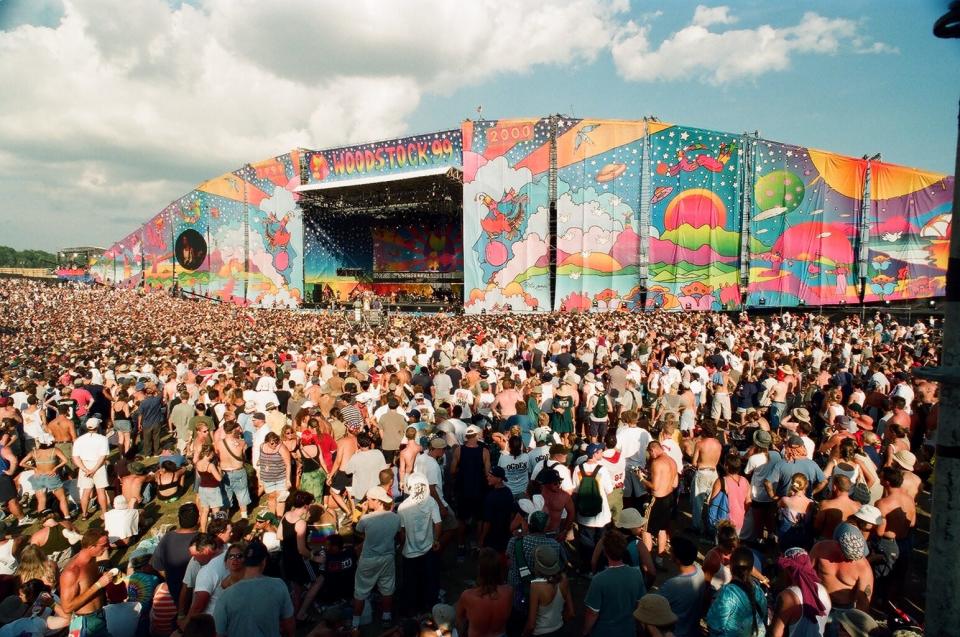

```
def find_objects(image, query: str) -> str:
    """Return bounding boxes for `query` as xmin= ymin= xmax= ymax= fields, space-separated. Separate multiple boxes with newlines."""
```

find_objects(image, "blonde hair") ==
xmin=788 ymin=472 xmax=809 ymax=495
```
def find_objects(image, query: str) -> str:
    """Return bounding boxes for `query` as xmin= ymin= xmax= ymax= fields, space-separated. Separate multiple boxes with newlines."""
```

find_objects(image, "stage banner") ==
xmin=229 ymin=153 xmax=304 ymax=308
xmin=553 ymin=119 xmax=645 ymax=311
xmin=170 ymin=190 xmax=212 ymax=297
xmin=648 ymin=125 xmax=742 ymax=311
xmin=194 ymin=174 xmax=250 ymax=304
xmin=141 ymin=205 xmax=176 ymax=291
xmin=862 ymin=164 xmax=952 ymax=302
xmin=303 ymin=130 xmax=462 ymax=186
xmin=462 ymin=118 xmax=567 ymax=313
xmin=747 ymin=143 xmax=864 ymax=307
xmin=97 ymin=228 xmax=144 ymax=288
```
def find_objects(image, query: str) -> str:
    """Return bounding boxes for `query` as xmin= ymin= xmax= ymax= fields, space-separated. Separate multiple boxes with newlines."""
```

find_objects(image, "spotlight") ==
xmin=884 ymin=300 xmax=891 ymax=306
xmin=759 ymin=298 xmax=766 ymax=306
xmin=929 ymin=299 xmax=936 ymax=308
xmin=799 ymin=299 xmax=805 ymax=306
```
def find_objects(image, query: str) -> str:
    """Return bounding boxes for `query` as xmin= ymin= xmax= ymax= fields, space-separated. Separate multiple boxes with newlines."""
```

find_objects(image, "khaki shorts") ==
xmin=354 ymin=554 xmax=396 ymax=598
xmin=77 ymin=466 xmax=108 ymax=490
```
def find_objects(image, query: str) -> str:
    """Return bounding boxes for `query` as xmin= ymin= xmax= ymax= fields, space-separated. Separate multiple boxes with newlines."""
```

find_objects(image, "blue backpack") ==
xmin=703 ymin=477 xmax=730 ymax=535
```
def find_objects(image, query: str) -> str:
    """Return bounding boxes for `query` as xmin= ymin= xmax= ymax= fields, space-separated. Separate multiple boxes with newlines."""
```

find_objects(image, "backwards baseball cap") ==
xmin=85 ymin=417 xmax=102 ymax=430
xmin=365 ymin=486 xmax=394 ymax=504
xmin=255 ymin=510 xmax=279 ymax=525
xmin=586 ymin=443 xmax=604 ymax=456
xmin=489 ymin=466 xmax=506 ymax=480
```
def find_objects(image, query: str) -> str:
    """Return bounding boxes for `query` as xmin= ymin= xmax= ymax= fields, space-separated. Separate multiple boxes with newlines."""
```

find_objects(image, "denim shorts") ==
xmin=263 ymin=479 xmax=288 ymax=495
xmin=222 ymin=469 xmax=252 ymax=507
xmin=113 ymin=419 xmax=132 ymax=433
xmin=198 ymin=485 xmax=225 ymax=508
xmin=29 ymin=473 xmax=63 ymax=491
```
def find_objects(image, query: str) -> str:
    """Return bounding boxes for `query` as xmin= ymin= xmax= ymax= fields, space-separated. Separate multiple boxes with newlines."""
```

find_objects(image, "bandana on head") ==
xmin=834 ymin=522 xmax=866 ymax=560
xmin=778 ymin=548 xmax=827 ymax=619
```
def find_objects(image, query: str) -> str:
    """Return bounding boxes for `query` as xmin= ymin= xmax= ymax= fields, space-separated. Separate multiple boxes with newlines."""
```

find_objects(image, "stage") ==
xmin=299 ymin=166 xmax=465 ymax=309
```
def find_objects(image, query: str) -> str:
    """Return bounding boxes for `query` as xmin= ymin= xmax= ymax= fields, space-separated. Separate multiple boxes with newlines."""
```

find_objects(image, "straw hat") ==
xmin=892 ymin=450 xmax=917 ymax=472
xmin=632 ymin=594 xmax=677 ymax=627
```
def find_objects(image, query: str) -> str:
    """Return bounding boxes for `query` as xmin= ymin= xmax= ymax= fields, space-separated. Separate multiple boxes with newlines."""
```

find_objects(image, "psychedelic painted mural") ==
xmin=302 ymin=131 xmax=461 ymax=186
xmin=553 ymin=120 xmax=648 ymax=311
xmin=93 ymin=152 xmax=303 ymax=307
xmin=747 ymin=143 xmax=864 ymax=307
xmin=92 ymin=227 xmax=143 ymax=287
xmin=462 ymin=118 xmax=572 ymax=313
xmin=648 ymin=125 xmax=742 ymax=311
xmin=862 ymin=163 xmax=952 ymax=302
xmin=373 ymin=224 xmax=463 ymax=273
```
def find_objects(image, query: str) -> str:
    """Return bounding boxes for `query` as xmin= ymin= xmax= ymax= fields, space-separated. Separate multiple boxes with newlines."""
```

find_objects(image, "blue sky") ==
xmin=0 ymin=0 xmax=957 ymax=250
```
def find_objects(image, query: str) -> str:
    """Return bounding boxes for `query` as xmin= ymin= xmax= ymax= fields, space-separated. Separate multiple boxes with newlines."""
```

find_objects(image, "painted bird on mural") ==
xmin=574 ymin=124 xmax=599 ymax=151
xmin=657 ymin=142 xmax=735 ymax=176
xmin=478 ymin=189 xmax=527 ymax=240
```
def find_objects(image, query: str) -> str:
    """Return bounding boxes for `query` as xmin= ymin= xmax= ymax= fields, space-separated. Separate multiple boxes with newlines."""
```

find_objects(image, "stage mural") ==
xmin=92 ymin=228 xmax=143 ymax=287
xmin=648 ymin=125 xmax=743 ymax=311
xmin=747 ymin=143 xmax=864 ymax=307
xmin=862 ymin=163 xmax=952 ymax=303
xmin=553 ymin=120 xmax=650 ymax=311
xmin=462 ymin=118 xmax=569 ymax=313
xmin=303 ymin=130 xmax=461 ymax=186
xmin=94 ymin=152 xmax=304 ymax=307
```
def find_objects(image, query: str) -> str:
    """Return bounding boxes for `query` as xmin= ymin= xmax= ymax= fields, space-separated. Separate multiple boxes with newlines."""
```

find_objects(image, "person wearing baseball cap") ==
xmin=765 ymin=435 xmax=827 ymax=499
xmin=451 ymin=423 xmax=489 ymax=559
xmin=351 ymin=485 xmax=401 ymax=630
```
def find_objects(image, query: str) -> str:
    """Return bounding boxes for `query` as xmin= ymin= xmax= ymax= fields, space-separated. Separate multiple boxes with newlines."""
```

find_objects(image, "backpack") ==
xmin=591 ymin=393 xmax=609 ymax=419
xmin=574 ymin=463 xmax=604 ymax=517
xmin=703 ymin=477 xmax=730 ymax=535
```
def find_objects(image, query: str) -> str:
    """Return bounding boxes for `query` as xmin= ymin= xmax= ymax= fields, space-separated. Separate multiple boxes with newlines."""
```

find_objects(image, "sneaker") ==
xmin=17 ymin=516 xmax=35 ymax=527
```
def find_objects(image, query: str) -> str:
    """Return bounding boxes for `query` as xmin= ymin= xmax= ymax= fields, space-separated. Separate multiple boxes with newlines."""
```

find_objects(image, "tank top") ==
xmin=456 ymin=444 xmax=485 ymax=498
xmin=198 ymin=467 xmax=220 ymax=488
xmin=40 ymin=524 xmax=72 ymax=556
xmin=301 ymin=446 xmax=321 ymax=473
xmin=0 ymin=445 xmax=9 ymax=473
xmin=156 ymin=472 xmax=181 ymax=500
xmin=259 ymin=448 xmax=286 ymax=483
xmin=531 ymin=579 xmax=564 ymax=635
xmin=785 ymin=584 xmax=831 ymax=637
xmin=830 ymin=462 xmax=861 ymax=489
xmin=113 ymin=403 xmax=128 ymax=420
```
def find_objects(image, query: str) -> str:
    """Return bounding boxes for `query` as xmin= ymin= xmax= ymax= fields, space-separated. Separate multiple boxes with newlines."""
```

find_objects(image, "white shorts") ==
xmin=77 ymin=466 xmax=108 ymax=490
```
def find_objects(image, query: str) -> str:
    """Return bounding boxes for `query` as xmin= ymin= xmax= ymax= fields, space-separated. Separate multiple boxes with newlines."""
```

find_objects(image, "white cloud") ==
xmin=612 ymin=7 xmax=894 ymax=84
xmin=691 ymin=5 xmax=736 ymax=28
xmin=0 ymin=0 xmax=627 ymax=249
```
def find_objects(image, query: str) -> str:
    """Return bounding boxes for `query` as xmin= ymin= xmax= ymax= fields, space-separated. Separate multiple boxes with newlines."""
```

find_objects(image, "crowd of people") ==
xmin=0 ymin=278 xmax=938 ymax=637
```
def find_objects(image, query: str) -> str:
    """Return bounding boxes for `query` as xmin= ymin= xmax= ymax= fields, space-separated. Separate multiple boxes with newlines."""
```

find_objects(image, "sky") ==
xmin=0 ymin=0 xmax=958 ymax=251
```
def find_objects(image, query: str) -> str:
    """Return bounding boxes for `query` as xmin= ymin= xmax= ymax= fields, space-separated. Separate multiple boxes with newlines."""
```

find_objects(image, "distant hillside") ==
xmin=0 ymin=246 xmax=57 ymax=268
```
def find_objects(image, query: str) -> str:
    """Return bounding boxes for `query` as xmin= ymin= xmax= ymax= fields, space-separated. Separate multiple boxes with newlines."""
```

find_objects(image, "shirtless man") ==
xmin=678 ymin=383 xmax=696 ymax=437
xmin=690 ymin=421 xmax=722 ymax=534
xmin=641 ymin=441 xmax=679 ymax=560
xmin=810 ymin=523 xmax=873 ymax=620
xmin=217 ymin=420 xmax=251 ymax=518
xmin=326 ymin=423 xmax=359 ymax=517
xmin=398 ymin=426 xmax=421 ymax=489
xmin=536 ymin=468 xmax=574 ymax=539
xmin=814 ymin=475 xmax=860 ymax=540
xmin=120 ymin=462 xmax=156 ymax=507
xmin=874 ymin=466 xmax=917 ymax=602
xmin=59 ymin=528 xmax=114 ymax=637
xmin=890 ymin=450 xmax=921 ymax=500
xmin=48 ymin=405 xmax=77 ymax=470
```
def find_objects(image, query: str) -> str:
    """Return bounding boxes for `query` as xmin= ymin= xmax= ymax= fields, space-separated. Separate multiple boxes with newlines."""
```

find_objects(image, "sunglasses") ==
xmin=227 ymin=553 xmax=244 ymax=560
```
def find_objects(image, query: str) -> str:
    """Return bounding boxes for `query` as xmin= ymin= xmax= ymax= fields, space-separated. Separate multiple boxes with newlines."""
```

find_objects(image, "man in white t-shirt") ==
xmin=397 ymin=474 xmax=441 ymax=614
xmin=414 ymin=438 xmax=456 ymax=539
xmin=572 ymin=444 xmax=614 ymax=571
xmin=530 ymin=444 xmax=575 ymax=494
xmin=72 ymin=418 xmax=110 ymax=519
xmin=103 ymin=495 xmax=140 ymax=544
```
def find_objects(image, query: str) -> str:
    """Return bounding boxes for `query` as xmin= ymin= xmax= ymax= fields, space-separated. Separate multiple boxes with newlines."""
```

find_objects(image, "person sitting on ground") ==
xmin=103 ymin=495 xmax=141 ymax=547
xmin=155 ymin=460 xmax=190 ymax=503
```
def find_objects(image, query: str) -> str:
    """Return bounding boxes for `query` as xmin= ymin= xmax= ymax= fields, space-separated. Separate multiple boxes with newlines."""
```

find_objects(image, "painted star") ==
xmin=679 ymin=131 xmax=689 ymax=141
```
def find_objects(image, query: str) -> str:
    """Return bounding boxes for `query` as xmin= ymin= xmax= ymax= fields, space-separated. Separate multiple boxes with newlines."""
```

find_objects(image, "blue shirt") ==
xmin=584 ymin=564 xmax=646 ymax=637
xmin=138 ymin=396 xmax=165 ymax=429
xmin=659 ymin=565 xmax=706 ymax=637
xmin=770 ymin=457 xmax=825 ymax=496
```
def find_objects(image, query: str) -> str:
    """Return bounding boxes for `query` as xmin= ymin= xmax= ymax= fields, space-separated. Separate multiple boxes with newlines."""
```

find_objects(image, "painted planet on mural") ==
xmin=754 ymin=169 xmax=805 ymax=214
xmin=651 ymin=186 xmax=673 ymax=204
xmin=595 ymin=163 xmax=627 ymax=183
xmin=485 ymin=240 xmax=508 ymax=267
xmin=174 ymin=229 xmax=207 ymax=271
xmin=663 ymin=188 xmax=727 ymax=230
xmin=770 ymin=222 xmax=853 ymax=265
